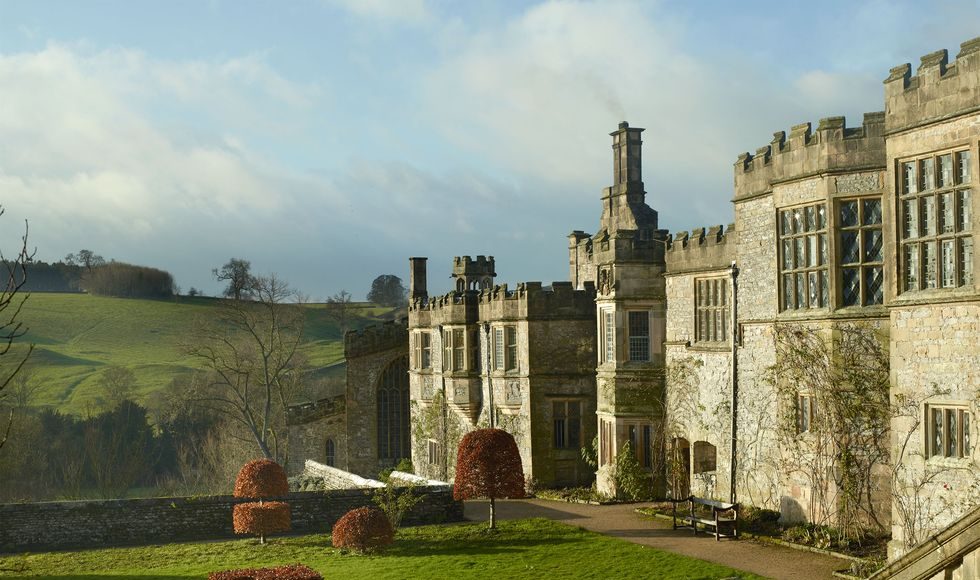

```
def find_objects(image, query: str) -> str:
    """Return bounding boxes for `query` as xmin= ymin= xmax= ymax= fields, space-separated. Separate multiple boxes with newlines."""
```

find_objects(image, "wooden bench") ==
xmin=668 ymin=496 xmax=739 ymax=541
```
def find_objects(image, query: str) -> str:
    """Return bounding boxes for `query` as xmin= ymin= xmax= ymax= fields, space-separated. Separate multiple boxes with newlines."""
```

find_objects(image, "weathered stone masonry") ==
xmin=0 ymin=486 xmax=461 ymax=553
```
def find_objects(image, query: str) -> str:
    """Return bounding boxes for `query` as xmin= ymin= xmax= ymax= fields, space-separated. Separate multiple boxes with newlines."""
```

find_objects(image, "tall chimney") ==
xmin=409 ymin=257 xmax=428 ymax=301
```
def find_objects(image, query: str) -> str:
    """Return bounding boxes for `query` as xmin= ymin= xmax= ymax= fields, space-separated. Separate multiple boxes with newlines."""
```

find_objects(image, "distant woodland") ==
xmin=5 ymin=260 xmax=175 ymax=298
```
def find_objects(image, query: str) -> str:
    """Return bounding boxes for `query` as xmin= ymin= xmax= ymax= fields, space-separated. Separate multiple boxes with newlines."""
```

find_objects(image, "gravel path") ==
xmin=462 ymin=499 xmax=846 ymax=580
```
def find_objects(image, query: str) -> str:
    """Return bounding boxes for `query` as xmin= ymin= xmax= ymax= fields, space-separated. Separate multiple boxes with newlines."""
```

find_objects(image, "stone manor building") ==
xmin=288 ymin=37 xmax=980 ymax=563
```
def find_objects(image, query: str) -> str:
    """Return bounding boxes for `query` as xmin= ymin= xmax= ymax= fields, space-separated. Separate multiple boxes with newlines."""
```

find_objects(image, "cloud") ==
xmin=0 ymin=44 xmax=343 ymax=289
xmin=419 ymin=1 xmax=891 ymax=233
xmin=322 ymin=0 xmax=430 ymax=23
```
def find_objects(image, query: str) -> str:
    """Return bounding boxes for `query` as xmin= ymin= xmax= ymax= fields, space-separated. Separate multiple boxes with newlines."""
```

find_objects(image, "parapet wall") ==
xmin=452 ymin=255 xmax=495 ymax=277
xmin=885 ymin=37 xmax=980 ymax=134
xmin=286 ymin=394 xmax=346 ymax=426
xmin=666 ymin=223 xmax=736 ymax=273
xmin=0 ymin=486 xmax=462 ymax=553
xmin=734 ymin=113 xmax=886 ymax=199
xmin=344 ymin=317 xmax=408 ymax=359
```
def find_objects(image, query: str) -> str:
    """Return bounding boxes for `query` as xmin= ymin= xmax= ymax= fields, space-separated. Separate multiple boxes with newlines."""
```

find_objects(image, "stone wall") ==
xmin=0 ymin=486 xmax=463 ymax=553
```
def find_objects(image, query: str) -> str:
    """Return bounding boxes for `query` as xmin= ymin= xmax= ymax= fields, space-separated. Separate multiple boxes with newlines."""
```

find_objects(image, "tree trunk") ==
xmin=489 ymin=497 xmax=496 ymax=530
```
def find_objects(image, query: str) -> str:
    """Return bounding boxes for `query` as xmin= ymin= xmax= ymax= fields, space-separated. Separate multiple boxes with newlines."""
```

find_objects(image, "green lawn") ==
xmin=12 ymin=293 xmax=395 ymax=415
xmin=0 ymin=519 xmax=764 ymax=579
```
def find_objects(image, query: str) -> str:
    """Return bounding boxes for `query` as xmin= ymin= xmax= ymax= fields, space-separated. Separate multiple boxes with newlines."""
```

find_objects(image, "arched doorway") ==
xmin=377 ymin=356 xmax=410 ymax=465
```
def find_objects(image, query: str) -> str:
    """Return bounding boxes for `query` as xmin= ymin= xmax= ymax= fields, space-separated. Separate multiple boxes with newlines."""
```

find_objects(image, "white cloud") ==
xmin=322 ymin=0 xmax=430 ymax=23
xmin=420 ymin=0 xmax=888 ymax=232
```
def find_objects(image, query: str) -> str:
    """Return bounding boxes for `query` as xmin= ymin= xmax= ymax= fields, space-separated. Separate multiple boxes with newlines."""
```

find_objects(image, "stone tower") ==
xmin=451 ymin=255 xmax=496 ymax=292
xmin=579 ymin=122 xmax=669 ymax=495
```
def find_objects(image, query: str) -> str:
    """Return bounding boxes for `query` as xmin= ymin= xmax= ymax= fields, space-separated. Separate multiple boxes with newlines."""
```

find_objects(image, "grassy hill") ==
xmin=8 ymin=293 xmax=397 ymax=416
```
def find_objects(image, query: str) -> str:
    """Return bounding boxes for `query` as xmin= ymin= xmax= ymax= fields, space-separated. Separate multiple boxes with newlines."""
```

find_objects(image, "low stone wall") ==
xmin=303 ymin=459 xmax=385 ymax=489
xmin=0 ymin=486 xmax=462 ymax=553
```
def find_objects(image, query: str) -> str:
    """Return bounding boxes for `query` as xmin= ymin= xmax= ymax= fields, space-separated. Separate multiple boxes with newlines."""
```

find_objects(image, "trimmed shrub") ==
xmin=332 ymin=506 xmax=394 ymax=552
xmin=208 ymin=563 xmax=322 ymax=579
xmin=234 ymin=459 xmax=289 ymax=498
xmin=233 ymin=459 xmax=291 ymax=543
xmin=233 ymin=502 xmax=291 ymax=536
xmin=453 ymin=428 xmax=525 ymax=529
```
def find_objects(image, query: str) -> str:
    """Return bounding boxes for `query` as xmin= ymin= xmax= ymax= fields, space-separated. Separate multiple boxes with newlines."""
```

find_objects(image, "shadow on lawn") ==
xmin=0 ymin=576 xmax=188 ymax=580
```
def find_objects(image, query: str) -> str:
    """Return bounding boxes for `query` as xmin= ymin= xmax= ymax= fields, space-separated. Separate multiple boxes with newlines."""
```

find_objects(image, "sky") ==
xmin=1 ymin=0 xmax=979 ymax=300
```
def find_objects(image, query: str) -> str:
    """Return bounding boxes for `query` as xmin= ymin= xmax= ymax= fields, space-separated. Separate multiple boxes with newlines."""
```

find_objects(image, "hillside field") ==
xmin=6 ymin=293 xmax=397 ymax=416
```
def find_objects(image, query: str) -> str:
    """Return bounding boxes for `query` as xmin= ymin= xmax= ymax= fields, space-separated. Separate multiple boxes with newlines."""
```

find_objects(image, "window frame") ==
xmin=838 ymin=197 xmax=884 ymax=307
xmin=600 ymin=309 xmax=616 ymax=364
xmin=552 ymin=399 xmax=583 ymax=450
xmin=694 ymin=277 xmax=729 ymax=343
xmin=778 ymin=202 xmax=829 ymax=311
xmin=627 ymin=310 xmax=651 ymax=362
xmin=413 ymin=331 xmax=432 ymax=370
xmin=796 ymin=393 xmax=817 ymax=434
xmin=925 ymin=403 xmax=972 ymax=460
xmin=492 ymin=325 xmax=518 ymax=372
xmin=900 ymin=149 xmax=973 ymax=293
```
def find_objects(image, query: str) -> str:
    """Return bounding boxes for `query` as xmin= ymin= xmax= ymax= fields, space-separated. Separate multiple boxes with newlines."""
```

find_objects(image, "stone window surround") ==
xmin=441 ymin=326 xmax=468 ymax=373
xmin=778 ymin=201 xmax=830 ymax=312
xmin=427 ymin=438 xmax=442 ymax=466
xmin=552 ymin=399 xmax=583 ymax=450
xmin=491 ymin=324 xmax=518 ymax=373
xmin=325 ymin=438 xmax=336 ymax=467
xmin=411 ymin=330 xmax=432 ymax=370
xmin=624 ymin=422 xmax=655 ymax=470
xmin=627 ymin=310 xmax=651 ymax=362
xmin=796 ymin=393 xmax=817 ymax=434
xmin=925 ymin=402 xmax=973 ymax=461
xmin=694 ymin=276 xmax=730 ymax=344
xmin=899 ymin=147 xmax=974 ymax=293
xmin=838 ymin=196 xmax=884 ymax=307
xmin=600 ymin=308 xmax=615 ymax=364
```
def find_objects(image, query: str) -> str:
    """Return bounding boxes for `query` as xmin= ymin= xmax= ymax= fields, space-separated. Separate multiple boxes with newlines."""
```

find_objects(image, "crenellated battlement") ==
xmin=344 ymin=317 xmax=408 ymax=358
xmin=286 ymin=393 xmax=346 ymax=425
xmin=734 ymin=113 xmax=885 ymax=199
xmin=884 ymin=37 xmax=980 ymax=133
xmin=452 ymin=255 xmax=495 ymax=276
xmin=665 ymin=223 xmax=736 ymax=273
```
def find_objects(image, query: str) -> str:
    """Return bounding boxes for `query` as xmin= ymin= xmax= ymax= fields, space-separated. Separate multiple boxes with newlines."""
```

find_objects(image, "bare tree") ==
xmin=213 ymin=258 xmax=255 ymax=301
xmin=325 ymin=289 xmax=354 ymax=336
xmin=0 ymin=207 xmax=34 ymax=451
xmin=183 ymin=274 xmax=306 ymax=464
xmin=97 ymin=366 xmax=138 ymax=410
xmin=64 ymin=249 xmax=105 ymax=271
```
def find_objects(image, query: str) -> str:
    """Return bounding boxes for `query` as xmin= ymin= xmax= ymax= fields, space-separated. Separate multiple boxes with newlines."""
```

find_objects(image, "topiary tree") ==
xmin=453 ymin=428 xmax=525 ymax=530
xmin=233 ymin=459 xmax=291 ymax=544
xmin=332 ymin=506 xmax=394 ymax=552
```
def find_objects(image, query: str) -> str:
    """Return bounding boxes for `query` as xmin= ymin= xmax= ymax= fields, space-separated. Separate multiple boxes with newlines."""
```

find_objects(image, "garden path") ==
xmin=462 ymin=499 xmax=846 ymax=580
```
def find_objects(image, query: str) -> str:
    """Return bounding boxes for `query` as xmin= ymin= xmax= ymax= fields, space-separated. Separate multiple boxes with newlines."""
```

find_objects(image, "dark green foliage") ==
xmin=366 ymin=275 xmax=407 ymax=307
xmin=614 ymin=442 xmax=652 ymax=501
xmin=82 ymin=262 xmax=176 ymax=298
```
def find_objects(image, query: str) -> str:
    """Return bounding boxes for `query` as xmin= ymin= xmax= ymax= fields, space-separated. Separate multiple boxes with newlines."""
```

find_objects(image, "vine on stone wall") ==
xmin=767 ymin=323 xmax=890 ymax=540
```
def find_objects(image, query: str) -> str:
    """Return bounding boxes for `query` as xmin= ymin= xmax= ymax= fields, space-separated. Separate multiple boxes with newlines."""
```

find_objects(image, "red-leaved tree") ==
xmin=233 ymin=459 xmax=291 ymax=544
xmin=453 ymin=428 xmax=525 ymax=529
xmin=332 ymin=506 xmax=394 ymax=552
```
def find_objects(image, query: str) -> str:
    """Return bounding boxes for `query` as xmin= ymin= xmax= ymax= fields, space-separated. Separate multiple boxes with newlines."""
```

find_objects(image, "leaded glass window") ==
xmin=779 ymin=203 xmax=828 ymax=311
xmin=695 ymin=278 xmax=729 ymax=343
xmin=927 ymin=405 xmax=972 ymax=459
xmin=628 ymin=311 xmax=650 ymax=361
xmin=839 ymin=197 xmax=884 ymax=306
xmin=901 ymin=149 xmax=974 ymax=292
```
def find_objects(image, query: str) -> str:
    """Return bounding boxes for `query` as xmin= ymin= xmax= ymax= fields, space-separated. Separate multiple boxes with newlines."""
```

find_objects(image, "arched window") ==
xmin=377 ymin=356 xmax=410 ymax=464
xmin=325 ymin=439 xmax=336 ymax=467
xmin=456 ymin=279 xmax=465 ymax=292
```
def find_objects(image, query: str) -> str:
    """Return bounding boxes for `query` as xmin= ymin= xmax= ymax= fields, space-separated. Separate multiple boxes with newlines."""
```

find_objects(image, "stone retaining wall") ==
xmin=0 ymin=486 xmax=462 ymax=553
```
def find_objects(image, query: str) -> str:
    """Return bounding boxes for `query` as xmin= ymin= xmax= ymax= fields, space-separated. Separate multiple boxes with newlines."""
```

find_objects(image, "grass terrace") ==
xmin=0 ymin=518 xmax=764 ymax=579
